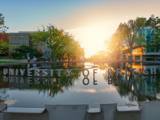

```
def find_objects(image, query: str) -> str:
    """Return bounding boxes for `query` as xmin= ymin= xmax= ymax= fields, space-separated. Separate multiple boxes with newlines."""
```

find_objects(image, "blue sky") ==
xmin=1 ymin=0 xmax=159 ymax=32
xmin=0 ymin=0 xmax=106 ymax=32
xmin=1 ymin=0 xmax=160 ymax=56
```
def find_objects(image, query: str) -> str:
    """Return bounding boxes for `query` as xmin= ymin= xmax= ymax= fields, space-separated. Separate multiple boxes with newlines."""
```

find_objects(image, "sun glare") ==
xmin=68 ymin=23 xmax=114 ymax=57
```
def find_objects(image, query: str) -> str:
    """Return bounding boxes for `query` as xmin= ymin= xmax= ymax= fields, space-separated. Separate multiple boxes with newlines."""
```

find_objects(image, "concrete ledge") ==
xmin=4 ymin=107 xmax=46 ymax=114
xmin=117 ymin=105 xmax=140 ymax=112
xmin=140 ymin=101 xmax=160 ymax=120
xmin=46 ymin=105 xmax=87 ymax=110
xmin=87 ymin=104 xmax=101 ymax=113
xmin=46 ymin=105 xmax=87 ymax=120
xmin=101 ymin=104 xmax=117 ymax=120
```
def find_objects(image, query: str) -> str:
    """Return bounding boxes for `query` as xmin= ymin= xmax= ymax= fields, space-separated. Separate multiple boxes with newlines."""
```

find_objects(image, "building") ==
xmin=138 ymin=26 xmax=154 ymax=43
xmin=122 ymin=26 xmax=160 ymax=75
xmin=122 ymin=46 xmax=144 ymax=72
xmin=8 ymin=32 xmax=30 ymax=50
xmin=122 ymin=46 xmax=160 ymax=75
xmin=8 ymin=31 xmax=51 ymax=59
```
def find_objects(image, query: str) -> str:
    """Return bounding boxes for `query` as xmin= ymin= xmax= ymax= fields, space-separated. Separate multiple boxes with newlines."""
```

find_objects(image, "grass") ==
xmin=0 ymin=59 xmax=27 ymax=65
xmin=0 ymin=61 xmax=15 ymax=63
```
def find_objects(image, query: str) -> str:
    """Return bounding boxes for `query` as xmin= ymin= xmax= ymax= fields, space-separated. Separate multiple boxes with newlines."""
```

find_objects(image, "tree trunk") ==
xmin=130 ymin=47 xmax=133 ymax=69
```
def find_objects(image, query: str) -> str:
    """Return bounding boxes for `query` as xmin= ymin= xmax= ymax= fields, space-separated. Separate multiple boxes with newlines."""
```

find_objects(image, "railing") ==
xmin=143 ymin=52 xmax=160 ymax=55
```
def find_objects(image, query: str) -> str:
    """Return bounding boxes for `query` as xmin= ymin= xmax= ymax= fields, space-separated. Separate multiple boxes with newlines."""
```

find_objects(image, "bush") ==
xmin=0 ymin=41 xmax=9 ymax=56
xmin=12 ymin=45 xmax=42 ymax=59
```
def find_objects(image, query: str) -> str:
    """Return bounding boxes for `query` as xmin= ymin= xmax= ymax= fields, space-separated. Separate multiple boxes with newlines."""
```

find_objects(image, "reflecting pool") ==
xmin=0 ymin=63 xmax=159 ymax=107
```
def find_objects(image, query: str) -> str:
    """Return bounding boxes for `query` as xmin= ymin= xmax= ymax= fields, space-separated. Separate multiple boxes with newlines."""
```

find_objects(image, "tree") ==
xmin=31 ymin=26 xmax=84 ymax=67
xmin=152 ymin=25 xmax=160 ymax=52
xmin=0 ymin=41 xmax=9 ymax=56
xmin=12 ymin=45 xmax=42 ymax=59
xmin=106 ymin=32 xmax=123 ymax=67
xmin=0 ymin=13 xmax=8 ymax=32
xmin=0 ymin=13 xmax=9 ymax=56
xmin=115 ymin=17 xmax=146 ymax=67
xmin=47 ymin=26 xmax=84 ymax=66
xmin=31 ymin=30 xmax=50 ymax=59
xmin=145 ymin=15 xmax=160 ymax=52
xmin=31 ymin=31 xmax=49 ymax=45
xmin=145 ymin=15 xmax=160 ymax=28
xmin=0 ymin=33 xmax=9 ymax=56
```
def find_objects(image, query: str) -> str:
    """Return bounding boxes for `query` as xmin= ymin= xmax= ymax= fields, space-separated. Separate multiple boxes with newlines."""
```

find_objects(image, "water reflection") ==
xmin=0 ymin=69 xmax=81 ymax=97
xmin=1 ymin=62 xmax=159 ymax=107
xmin=0 ymin=63 xmax=130 ymax=107
xmin=111 ymin=65 xmax=160 ymax=101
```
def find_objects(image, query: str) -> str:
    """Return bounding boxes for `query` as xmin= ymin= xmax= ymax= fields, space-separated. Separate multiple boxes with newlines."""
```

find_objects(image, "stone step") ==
xmin=0 ymin=113 xmax=4 ymax=120
xmin=87 ymin=104 xmax=101 ymax=113
xmin=4 ymin=107 xmax=46 ymax=114
xmin=86 ymin=113 xmax=104 ymax=120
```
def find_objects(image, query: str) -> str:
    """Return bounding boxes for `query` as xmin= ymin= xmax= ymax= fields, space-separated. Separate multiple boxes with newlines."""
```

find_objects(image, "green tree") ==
xmin=31 ymin=30 xmax=49 ymax=58
xmin=106 ymin=32 xmax=123 ymax=67
xmin=153 ymin=25 xmax=160 ymax=52
xmin=0 ymin=13 xmax=9 ymax=56
xmin=31 ymin=26 xmax=84 ymax=67
xmin=31 ymin=31 xmax=49 ymax=45
xmin=145 ymin=15 xmax=160 ymax=52
xmin=47 ymin=26 xmax=84 ymax=66
xmin=0 ymin=41 xmax=9 ymax=56
xmin=145 ymin=15 xmax=160 ymax=28
xmin=12 ymin=45 xmax=42 ymax=59
xmin=115 ymin=17 xmax=146 ymax=67
xmin=0 ymin=13 xmax=8 ymax=32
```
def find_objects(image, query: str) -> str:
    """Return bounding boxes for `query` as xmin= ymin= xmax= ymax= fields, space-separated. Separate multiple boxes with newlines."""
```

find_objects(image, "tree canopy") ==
xmin=12 ymin=45 xmax=42 ymax=59
xmin=107 ymin=15 xmax=160 ymax=66
xmin=0 ymin=13 xmax=9 ymax=56
xmin=0 ymin=13 xmax=8 ymax=32
xmin=47 ymin=26 xmax=84 ymax=60
xmin=31 ymin=26 xmax=84 ymax=66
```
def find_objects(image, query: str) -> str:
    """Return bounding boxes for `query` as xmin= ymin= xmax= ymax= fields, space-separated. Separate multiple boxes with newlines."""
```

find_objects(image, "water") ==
xmin=0 ymin=63 xmax=159 ymax=107
xmin=112 ymin=65 xmax=160 ymax=102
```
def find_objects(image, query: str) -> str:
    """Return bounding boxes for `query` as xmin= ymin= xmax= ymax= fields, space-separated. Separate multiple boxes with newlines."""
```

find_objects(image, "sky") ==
xmin=1 ymin=0 xmax=160 ymax=57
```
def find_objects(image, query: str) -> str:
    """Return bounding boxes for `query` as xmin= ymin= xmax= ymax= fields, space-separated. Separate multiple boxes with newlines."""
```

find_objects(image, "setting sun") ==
xmin=68 ymin=23 xmax=114 ymax=57
xmin=1 ymin=1 xmax=160 ymax=119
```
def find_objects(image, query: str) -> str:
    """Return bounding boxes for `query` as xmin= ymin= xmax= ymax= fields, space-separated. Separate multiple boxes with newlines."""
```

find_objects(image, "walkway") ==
xmin=0 ymin=101 xmax=160 ymax=120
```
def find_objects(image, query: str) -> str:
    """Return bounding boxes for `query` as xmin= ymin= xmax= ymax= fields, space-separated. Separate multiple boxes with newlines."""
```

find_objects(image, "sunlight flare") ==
xmin=68 ymin=23 xmax=114 ymax=57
